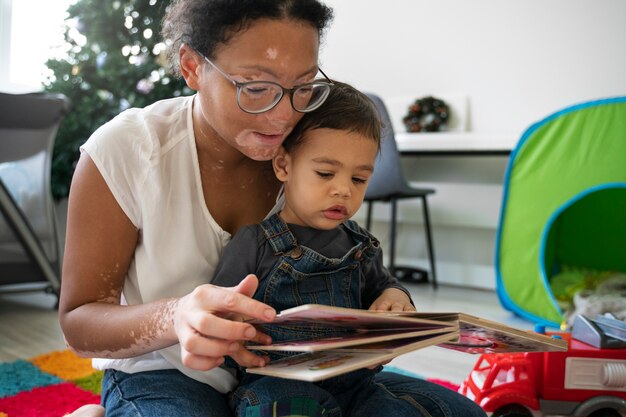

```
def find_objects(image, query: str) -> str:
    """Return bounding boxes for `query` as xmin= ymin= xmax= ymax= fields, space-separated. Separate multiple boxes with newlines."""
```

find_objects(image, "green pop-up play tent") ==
xmin=495 ymin=96 xmax=626 ymax=327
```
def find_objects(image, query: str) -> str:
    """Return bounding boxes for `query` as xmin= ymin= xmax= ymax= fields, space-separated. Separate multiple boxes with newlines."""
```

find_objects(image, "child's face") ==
xmin=274 ymin=128 xmax=378 ymax=229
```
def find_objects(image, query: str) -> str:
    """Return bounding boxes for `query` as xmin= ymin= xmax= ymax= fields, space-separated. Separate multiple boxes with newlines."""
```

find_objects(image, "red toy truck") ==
xmin=459 ymin=334 xmax=626 ymax=417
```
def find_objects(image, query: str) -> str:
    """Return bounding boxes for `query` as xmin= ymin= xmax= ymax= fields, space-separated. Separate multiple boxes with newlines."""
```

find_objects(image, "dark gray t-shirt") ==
xmin=212 ymin=222 xmax=411 ymax=309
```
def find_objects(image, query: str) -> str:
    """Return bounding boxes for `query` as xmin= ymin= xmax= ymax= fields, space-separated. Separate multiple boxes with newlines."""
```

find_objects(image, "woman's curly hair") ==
xmin=162 ymin=0 xmax=333 ymax=76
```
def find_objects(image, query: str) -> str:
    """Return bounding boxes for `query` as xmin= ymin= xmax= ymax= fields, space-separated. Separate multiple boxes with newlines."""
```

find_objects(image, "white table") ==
xmin=396 ymin=132 xmax=519 ymax=156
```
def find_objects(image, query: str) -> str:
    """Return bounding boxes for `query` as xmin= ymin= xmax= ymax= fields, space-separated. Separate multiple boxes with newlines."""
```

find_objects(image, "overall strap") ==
xmin=343 ymin=220 xmax=377 ymax=246
xmin=259 ymin=213 xmax=299 ymax=255
xmin=342 ymin=220 xmax=380 ymax=262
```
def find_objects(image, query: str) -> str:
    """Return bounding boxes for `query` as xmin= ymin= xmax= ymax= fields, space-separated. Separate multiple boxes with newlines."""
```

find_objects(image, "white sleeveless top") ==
xmin=82 ymin=95 xmax=282 ymax=393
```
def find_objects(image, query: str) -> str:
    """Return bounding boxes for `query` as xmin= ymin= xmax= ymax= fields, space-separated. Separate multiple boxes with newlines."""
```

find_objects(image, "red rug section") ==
xmin=0 ymin=382 xmax=100 ymax=417
xmin=0 ymin=350 xmax=102 ymax=417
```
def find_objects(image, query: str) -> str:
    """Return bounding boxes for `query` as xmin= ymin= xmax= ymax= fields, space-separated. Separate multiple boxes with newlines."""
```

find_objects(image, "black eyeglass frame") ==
xmin=196 ymin=50 xmax=333 ymax=114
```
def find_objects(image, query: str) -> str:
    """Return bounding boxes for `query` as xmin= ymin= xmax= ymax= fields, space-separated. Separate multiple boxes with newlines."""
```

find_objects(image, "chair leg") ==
xmin=421 ymin=195 xmax=437 ymax=290
xmin=388 ymin=198 xmax=397 ymax=276
xmin=389 ymin=198 xmax=430 ymax=284
xmin=365 ymin=200 xmax=373 ymax=231
xmin=0 ymin=180 xmax=61 ymax=293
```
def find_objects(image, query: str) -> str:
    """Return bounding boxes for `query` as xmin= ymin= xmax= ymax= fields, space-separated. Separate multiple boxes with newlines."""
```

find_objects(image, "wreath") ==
xmin=402 ymin=96 xmax=450 ymax=132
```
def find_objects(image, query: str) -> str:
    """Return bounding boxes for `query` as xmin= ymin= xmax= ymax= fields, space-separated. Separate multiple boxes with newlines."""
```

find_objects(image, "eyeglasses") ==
xmin=199 ymin=52 xmax=333 ymax=114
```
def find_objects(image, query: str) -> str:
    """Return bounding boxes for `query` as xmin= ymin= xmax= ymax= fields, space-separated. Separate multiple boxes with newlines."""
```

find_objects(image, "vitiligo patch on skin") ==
xmin=72 ymin=298 xmax=179 ymax=359
xmin=235 ymin=133 xmax=281 ymax=161
xmin=265 ymin=47 xmax=278 ymax=60
xmin=98 ymin=265 xmax=122 ymax=303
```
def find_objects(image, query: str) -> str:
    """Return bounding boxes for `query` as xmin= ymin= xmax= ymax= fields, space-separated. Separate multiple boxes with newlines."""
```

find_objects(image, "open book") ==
xmin=245 ymin=304 xmax=568 ymax=382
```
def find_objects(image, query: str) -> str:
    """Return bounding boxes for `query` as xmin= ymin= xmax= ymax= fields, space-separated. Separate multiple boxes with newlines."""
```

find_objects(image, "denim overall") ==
xmin=251 ymin=213 xmax=381 ymax=360
xmin=258 ymin=213 xmax=377 ymax=311
xmin=232 ymin=215 xmax=488 ymax=417
xmin=235 ymin=213 xmax=383 ymax=400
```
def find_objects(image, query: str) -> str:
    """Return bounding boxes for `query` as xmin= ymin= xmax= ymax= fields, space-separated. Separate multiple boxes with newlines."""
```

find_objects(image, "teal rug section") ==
xmin=384 ymin=365 xmax=461 ymax=392
xmin=0 ymin=360 xmax=61 ymax=398
xmin=383 ymin=365 xmax=424 ymax=379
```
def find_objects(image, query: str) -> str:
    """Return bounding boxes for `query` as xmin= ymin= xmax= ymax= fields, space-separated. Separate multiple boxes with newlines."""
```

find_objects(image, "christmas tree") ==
xmin=44 ymin=0 xmax=192 ymax=199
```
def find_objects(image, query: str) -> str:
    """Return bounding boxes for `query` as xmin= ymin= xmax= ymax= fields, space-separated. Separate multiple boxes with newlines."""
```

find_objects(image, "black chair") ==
xmin=0 ymin=92 xmax=70 ymax=302
xmin=364 ymin=93 xmax=437 ymax=289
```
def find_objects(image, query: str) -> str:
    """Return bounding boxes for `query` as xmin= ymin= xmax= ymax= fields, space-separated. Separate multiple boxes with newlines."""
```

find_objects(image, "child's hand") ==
xmin=368 ymin=288 xmax=416 ymax=312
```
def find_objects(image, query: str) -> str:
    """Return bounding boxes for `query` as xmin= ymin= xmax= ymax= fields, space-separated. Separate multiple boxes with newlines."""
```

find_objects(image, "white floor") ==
xmin=0 ymin=282 xmax=532 ymax=385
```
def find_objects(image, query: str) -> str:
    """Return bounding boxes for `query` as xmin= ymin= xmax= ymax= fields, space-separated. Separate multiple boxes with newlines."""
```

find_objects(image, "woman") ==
xmin=60 ymin=1 xmax=485 ymax=416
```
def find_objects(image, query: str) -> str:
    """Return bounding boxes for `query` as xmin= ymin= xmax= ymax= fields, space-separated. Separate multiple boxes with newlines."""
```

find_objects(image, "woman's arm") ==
xmin=58 ymin=154 xmax=274 ymax=370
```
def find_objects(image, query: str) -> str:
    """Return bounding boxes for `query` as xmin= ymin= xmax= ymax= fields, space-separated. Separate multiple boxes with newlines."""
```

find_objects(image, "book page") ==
xmin=251 ymin=304 xmax=457 ymax=330
xmin=246 ymin=350 xmax=391 ymax=382
xmin=246 ymin=332 xmax=458 ymax=381
xmin=440 ymin=313 xmax=568 ymax=353
xmin=389 ymin=311 xmax=567 ymax=352
xmin=248 ymin=305 xmax=567 ymax=355
xmin=247 ymin=327 xmax=456 ymax=352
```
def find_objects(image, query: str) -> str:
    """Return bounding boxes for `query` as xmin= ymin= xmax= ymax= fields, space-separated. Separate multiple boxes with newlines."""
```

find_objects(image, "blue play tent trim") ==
xmin=495 ymin=96 xmax=626 ymax=328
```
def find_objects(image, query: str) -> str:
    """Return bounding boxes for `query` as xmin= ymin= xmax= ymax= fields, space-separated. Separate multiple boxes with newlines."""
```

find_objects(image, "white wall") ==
xmin=320 ymin=0 xmax=626 ymax=135
xmin=4 ymin=1 xmax=625 ymax=289
xmin=323 ymin=0 xmax=626 ymax=288
xmin=0 ymin=0 xmax=12 ymax=91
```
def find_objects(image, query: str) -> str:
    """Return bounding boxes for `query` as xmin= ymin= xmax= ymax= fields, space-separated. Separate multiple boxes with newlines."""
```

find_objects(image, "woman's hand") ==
xmin=368 ymin=288 xmax=416 ymax=312
xmin=174 ymin=274 xmax=275 ymax=371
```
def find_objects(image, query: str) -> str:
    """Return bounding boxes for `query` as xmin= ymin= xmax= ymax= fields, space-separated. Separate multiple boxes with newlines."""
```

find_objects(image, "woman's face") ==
xmin=188 ymin=19 xmax=321 ymax=161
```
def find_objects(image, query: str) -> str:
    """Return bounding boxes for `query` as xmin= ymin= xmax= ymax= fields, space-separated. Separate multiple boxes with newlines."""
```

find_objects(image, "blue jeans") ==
xmin=101 ymin=369 xmax=231 ymax=417
xmin=102 ymin=369 xmax=485 ymax=417
xmin=374 ymin=372 xmax=486 ymax=417
xmin=232 ymin=370 xmax=486 ymax=417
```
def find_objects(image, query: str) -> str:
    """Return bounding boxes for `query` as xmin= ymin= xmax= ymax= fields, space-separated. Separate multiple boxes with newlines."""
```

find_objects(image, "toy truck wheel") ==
xmin=492 ymin=404 xmax=532 ymax=417
xmin=588 ymin=409 xmax=621 ymax=417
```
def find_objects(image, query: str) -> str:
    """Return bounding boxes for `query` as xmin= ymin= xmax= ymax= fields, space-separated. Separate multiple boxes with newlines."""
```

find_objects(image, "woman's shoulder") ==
xmin=84 ymin=95 xmax=194 ymax=162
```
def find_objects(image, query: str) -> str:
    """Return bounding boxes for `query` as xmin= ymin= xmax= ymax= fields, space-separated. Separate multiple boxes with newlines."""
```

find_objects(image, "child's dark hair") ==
xmin=162 ymin=0 xmax=333 ymax=75
xmin=283 ymin=80 xmax=382 ymax=153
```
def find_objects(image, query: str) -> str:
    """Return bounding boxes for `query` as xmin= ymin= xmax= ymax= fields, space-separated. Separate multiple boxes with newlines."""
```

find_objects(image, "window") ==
xmin=0 ymin=0 xmax=74 ymax=92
